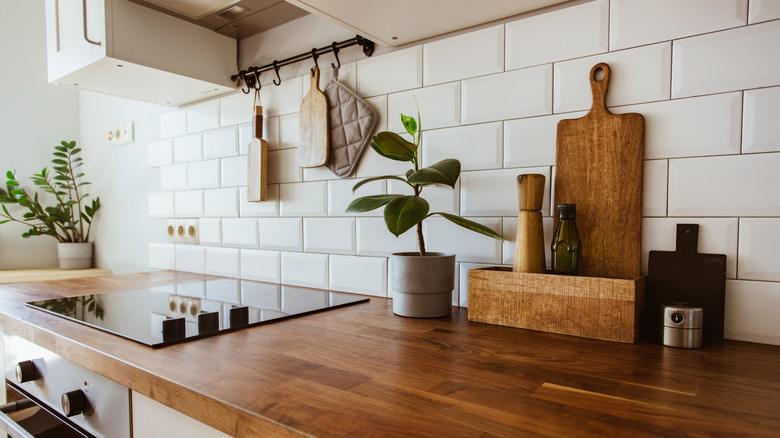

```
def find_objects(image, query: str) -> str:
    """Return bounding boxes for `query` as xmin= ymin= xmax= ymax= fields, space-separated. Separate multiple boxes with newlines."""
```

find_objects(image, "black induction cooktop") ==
xmin=26 ymin=279 xmax=369 ymax=348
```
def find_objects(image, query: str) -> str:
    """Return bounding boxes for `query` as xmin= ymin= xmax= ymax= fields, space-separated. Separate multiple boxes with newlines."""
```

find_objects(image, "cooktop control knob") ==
xmin=15 ymin=360 xmax=39 ymax=383
xmin=61 ymin=389 xmax=90 ymax=417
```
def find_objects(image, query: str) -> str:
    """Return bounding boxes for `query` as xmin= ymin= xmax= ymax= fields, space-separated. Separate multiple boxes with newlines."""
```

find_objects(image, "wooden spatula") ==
xmin=298 ymin=65 xmax=329 ymax=168
xmin=247 ymin=104 xmax=268 ymax=202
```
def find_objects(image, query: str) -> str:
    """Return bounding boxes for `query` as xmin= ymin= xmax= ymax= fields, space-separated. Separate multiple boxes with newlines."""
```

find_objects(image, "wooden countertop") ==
xmin=0 ymin=268 xmax=111 ymax=284
xmin=1 ymin=271 xmax=779 ymax=437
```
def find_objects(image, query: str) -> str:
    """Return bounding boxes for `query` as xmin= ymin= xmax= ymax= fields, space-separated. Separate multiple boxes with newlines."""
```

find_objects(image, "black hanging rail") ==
xmin=231 ymin=35 xmax=375 ymax=94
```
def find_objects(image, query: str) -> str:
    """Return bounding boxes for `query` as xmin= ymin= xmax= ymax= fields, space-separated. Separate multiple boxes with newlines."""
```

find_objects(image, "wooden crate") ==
xmin=467 ymin=267 xmax=645 ymax=343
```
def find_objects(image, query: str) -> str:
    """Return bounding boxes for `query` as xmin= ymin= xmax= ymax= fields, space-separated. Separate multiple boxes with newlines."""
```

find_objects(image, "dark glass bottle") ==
xmin=551 ymin=204 xmax=581 ymax=275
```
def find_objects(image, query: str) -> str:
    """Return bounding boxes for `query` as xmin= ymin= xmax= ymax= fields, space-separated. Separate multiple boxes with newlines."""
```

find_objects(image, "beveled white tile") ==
xmin=187 ymin=160 xmax=219 ymax=189
xmin=159 ymin=164 xmax=187 ymax=191
xmin=304 ymin=218 xmax=355 ymax=254
xmin=328 ymin=179 xmax=386 ymax=217
xmin=259 ymin=218 xmax=302 ymax=251
xmin=222 ymin=218 xmax=259 ymax=248
xmin=239 ymin=185 xmax=280 ymax=217
xmin=611 ymin=0 xmax=747 ymax=51
xmin=147 ymin=139 xmax=173 ymax=168
xmin=424 ymin=25 xmax=504 ymax=86
xmin=206 ymin=247 xmax=240 ymax=278
xmin=459 ymin=262 xmax=499 ymax=307
xmin=365 ymin=95 xmax=387 ymax=133
xmin=198 ymin=218 xmax=221 ymax=246
xmin=554 ymin=43 xmax=672 ymax=113
xmin=187 ymin=99 xmax=220 ymax=133
xmin=422 ymin=122 xmax=501 ymax=171
xmin=173 ymin=133 xmax=203 ymax=163
xmin=329 ymin=255 xmax=387 ymax=297
xmin=281 ymin=252 xmax=328 ymax=289
xmin=388 ymin=82 xmax=460 ymax=132
xmin=357 ymin=46 xmax=423 ymax=97
xmin=240 ymin=249 xmax=281 ymax=283
xmin=743 ymin=86 xmax=780 ymax=154
xmin=387 ymin=179 xmax=459 ymax=215
xmin=504 ymin=113 xmax=586 ymax=168
xmin=204 ymin=127 xmax=238 ymax=159
xmin=461 ymin=167 xmax=551 ymax=217
xmin=356 ymin=217 xmax=418 ymax=256
xmin=148 ymin=192 xmax=174 ymax=218
xmin=641 ymin=218 xmax=738 ymax=278
xmin=354 ymin=144 xmax=412 ymax=178
xmin=175 ymin=245 xmax=205 ymax=274
xmin=738 ymin=218 xmax=780 ymax=281
xmin=220 ymin=92 xmax=252 ymax=126
xmin=204 ymin=187 xmax=238 ymax=217
xmin=238 ymin=123 xmax=252 ymax=155
xmin=148 ymin=243 xmax=175 ymax=270
xmin=672 ymin=20 xmax=780 ymax=98
xmin=160 ymin=109 xmax=186 ymax=139
xmin=260 ymin=75 xmax=302 ymax=117
xmin=263 ymin=116 xmax=281 ymax=151
xmin=278 ymin=113 xmax=299 ymax=150
xmin=724 ymin=279 xmax=780 ymax=345
xmin=310 ymin=62 xmax=357 ymax=95
xmin=268 ymin=149 xmax=302 ymax=184
xmin=280 ymin=182 xmax=328 ymax=217
xmin=643 ymin=159 xmax=668 ymax=217
xmin=462 ymin=65 xmax=552 ymax=125
xmin=668 ymin=153 xmax=780 ymax=216
xmin=221 ymin=155 xmax=248 ymax=187
xmin=501 ymin=216 xmax=554 ymax=267
xmin=615 ymin=93 xmax=742 ymax=159
xmin=303 ymin=164 xmax=340 ymax=182
xmin=174 ymin=190 xmax=203 ymax=218
xmin=506 ymin=0 xmax=608 ymax=69
xmin=424 ymin=217 xmax=502 ymax=263
xmin=749 ymin=0 xmax=780 ymax=23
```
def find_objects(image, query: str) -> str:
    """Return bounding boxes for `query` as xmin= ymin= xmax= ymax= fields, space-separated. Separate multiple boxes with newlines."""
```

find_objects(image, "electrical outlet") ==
xmin=107 ymin=121 xmax=134 ymax=146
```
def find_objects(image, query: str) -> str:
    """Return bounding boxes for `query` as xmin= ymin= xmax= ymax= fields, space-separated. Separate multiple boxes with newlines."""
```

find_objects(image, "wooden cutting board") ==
xmin=646 ymin=224 xmax=727 ymax=343
xmin=554 ymin=62 xmax=645 ymax=279
xmin=247 ymin=105 xmax=268 ymax=202
xmin=298 ymin=65 xmax=329 ymax=168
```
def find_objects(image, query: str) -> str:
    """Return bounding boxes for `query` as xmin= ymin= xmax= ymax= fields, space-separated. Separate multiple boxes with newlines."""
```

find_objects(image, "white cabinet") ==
xmin=132 ymin=391 xmax=231 ymax=437
xmin=44 ymin=0 xmax=237 ymax=106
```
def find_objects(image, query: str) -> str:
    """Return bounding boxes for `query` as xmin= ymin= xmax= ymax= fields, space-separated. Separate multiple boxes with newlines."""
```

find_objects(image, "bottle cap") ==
xmin=557 ymin=204 xmax=576 ymax=220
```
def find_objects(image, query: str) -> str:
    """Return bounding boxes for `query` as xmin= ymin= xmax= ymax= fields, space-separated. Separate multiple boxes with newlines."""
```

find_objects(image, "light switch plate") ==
xmin=107 ymin=121 xmax=134 ymax=146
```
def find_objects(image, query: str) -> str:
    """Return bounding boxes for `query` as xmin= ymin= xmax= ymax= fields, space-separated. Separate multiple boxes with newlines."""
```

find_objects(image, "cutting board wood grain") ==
xmin=298 ymin=65 xmax=329 ymax=168
xmin=247 ymin=105 xmax=268 ymax=202
xmin=646 ymin=224 xmax=727 ymax=343
xmin=554 ymin=63 xmax=645 ymax=279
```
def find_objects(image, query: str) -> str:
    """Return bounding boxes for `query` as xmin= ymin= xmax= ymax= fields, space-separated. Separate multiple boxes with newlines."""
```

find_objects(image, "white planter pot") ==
xmin=390 ymin=252 xmax=455 ymax=318
xmin=57 ymin=242 xmax=93 ymax=270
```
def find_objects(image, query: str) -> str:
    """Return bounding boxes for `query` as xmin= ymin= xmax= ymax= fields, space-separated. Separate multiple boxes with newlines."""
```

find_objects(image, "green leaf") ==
xmin=352 ymin=175 xmax=410 ymax=193
xmin=370 ymin=132 xmax=417 ymax=162
xmin=0 ymin=220 xmax=9 ymax=225
xmin=53 ymin=152 xmax=68 ymax=158
xmin=53 ymin=175 xmax=70 ymax=181
xmin=407 ymin=159 xmax=461 ymax=188
xmin=6 ymin=171 xmax=14 ymax=180
xmin=346 ymin=194 xmax=403 ymax=213
xmin=400 ymin=114 xmax=417 ymax=138
xmin=432 ymin=212 xmax=503 ymax=240
xmin=17 ymin=197 xmax=31 ymax=207
xmin=71 ymin=147 xmax=81 ymax=154
xmin=52 ymin=159 xmax=68 ymax=165
xmin=384 ymin=196 xmax=429 ymax=237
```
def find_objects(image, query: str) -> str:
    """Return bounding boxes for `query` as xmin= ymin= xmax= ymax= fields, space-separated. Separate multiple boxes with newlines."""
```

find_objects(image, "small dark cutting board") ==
xmin=646 ymin=224 xmax=727 ymax=343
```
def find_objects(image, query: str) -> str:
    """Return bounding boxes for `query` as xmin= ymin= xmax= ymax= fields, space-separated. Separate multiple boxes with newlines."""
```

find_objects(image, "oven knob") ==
xmin=15 ymin=360 xmax=39 ymax=383
xmin=61 ymin=389 xmax=90 ymax=417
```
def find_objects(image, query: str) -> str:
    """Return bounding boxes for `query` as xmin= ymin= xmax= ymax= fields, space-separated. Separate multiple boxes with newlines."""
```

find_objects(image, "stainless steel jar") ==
xmin=662 ymin=304 xmax=703 ymax=349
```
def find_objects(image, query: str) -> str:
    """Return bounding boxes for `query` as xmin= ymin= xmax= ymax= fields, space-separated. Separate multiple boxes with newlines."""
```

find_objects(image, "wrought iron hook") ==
xmin=331 ymin=41 xmax=341 ymax=69
xmin=239 ymin=71 xmax=251 ymax=94
xmin=311 ymin=48 xmax=319 ymax=68
xmin=252 ymin=67 xmax=262 ymax=90
xmin=272 ymin=60 xmax=282 ymax=86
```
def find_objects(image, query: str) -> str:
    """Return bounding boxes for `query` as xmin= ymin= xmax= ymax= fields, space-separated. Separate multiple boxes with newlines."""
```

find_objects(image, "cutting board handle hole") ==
xmin=593 ymin=66 xmax=606 ymax=82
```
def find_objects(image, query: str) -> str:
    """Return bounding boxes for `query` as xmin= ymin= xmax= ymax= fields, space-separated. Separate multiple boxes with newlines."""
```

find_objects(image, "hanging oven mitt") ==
xmin=323 ymin=67 xmax=378 ymax=178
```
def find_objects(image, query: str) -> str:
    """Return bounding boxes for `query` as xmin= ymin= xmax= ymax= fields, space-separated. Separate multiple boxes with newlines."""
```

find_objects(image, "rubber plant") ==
xmin=346 ymin=109 xmax=502 ymax=255
xmin=0 ymin=140 xmax=101 ymax=243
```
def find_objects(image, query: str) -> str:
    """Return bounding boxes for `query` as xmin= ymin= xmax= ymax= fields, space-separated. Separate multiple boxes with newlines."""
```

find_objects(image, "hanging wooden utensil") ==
xmin=247 ymin=91 xmax=268 ymax=202
xmin=298 ymin=65 xmax=329 ymax=168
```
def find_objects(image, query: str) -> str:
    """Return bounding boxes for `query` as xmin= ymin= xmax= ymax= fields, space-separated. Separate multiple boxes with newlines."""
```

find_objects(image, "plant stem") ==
xmin=67 ymin=150 xmax=85 ymax=241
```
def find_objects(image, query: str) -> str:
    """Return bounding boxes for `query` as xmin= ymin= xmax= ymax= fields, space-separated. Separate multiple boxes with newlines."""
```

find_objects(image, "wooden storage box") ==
xmin=467 ymin=267 xmax=645 ymax=343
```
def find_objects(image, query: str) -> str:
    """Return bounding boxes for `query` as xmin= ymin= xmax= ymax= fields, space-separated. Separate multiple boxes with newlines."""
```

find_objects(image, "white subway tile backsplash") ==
xmin=506 ymin=0 xmax=608 ymax=70
xmin=504 ymin=113 xmax=586 ymax=168
xmin=610 ymin=0 xmax=747 ymax=51
xmin=221 ymin=155 xmax=248 ymax=187
xmin=303 ymin=218 xmax=355 ymax=254
xmin=147 ymin=139 xmax=173 ymax=168
xmin=206 ymin=247 xmax=240 ymax=278
xmin=174 ymin=190 xmax=203 ymax=218
xmin=424 ymin=25 xmax=504 ymax=86
xmin=204 ymin=187 xmax=238 ymax=217
xmin=424 ymin=217 xmax=502 ymax=263
xmin=187 ymin=99 xmax=220 ymax=133
xmin=738 ymin=218 xmax=780 ymax=281
xmin=749 ymin=0 xmax=780 ymax=23
xmin=198 ymin=218 xmax=221 ymax=246
xmin=422 ymin=122 xmax=501 ymax=171
xmin=303 ymin=164 xmax=340 ymax=182
xmin=328 ymin=179 xmax=386 ymax=217
xmin=743 ymin=86 xmax=780 ymax=154
xmin=222 ymin=218 xmax=259 ymax=248
xmin=173 ymin=133 xmax=203 ymax=163
xmin=329 ymin=255 xmax=387 ymax=297
xmin=554 ymin=43 xmax=672 ymax=113
xmin=241 ymin=281 xmax=281 ymax=309
xmin=386 ymin=179 xmax=459 ymax=216
xmin=462 ymin=65 xmax=552 ymax=125
xmin=148 ymin=243 xmax=175 ymax=270
xmin=238 ymin=123 xmax=251 ymax=155
xmin=239 ymin=185 xmax=279 ymax=217
xmin=501 ymin=217 xmax=554 ymax=267
xmin=309 ymin=62 xmax=357 ymax=94
xmin=365 ymin=95 xmax=388 ymax=132
xmin=281 ymin=252 xmax=328 ymax=289
xmin=668 ymin=153 xmax=780 ymax=217
xmin=643 ymin=160 xmax=668 ymax=217
xmin=175 ymin=245 xmax=205 ymax=274
xmin=187 ymin=160 xmax=219 ymax=189
xmin=356 ymin=217 xmax=418 ymax=256
xmin=159 ymin=164 xmax=187 ymax=191
xmin=357 ymin=46 xmax=423 ymax=97
xmin=461 ymin=167 xmax=551 ymax=217
xmin=725 ymin=280 xmax=780 ymax=345
xmin=672 ymin=20 xmax=780 ymax=98
xmin=260 ymin=76 xmax=303 ymax=117
xmin=160 ymin=109 xmax=186 ymax=139
xmin=280 ymin=182 xmax=328 ymax=217
xmin=148 ymin=192 xmax=174 ymax=218
xmin=354 ymin=145 xmax=413 ymax=178
xmin=259 ymin=218 xmax=301 ymax=251
xmin=240 ymin=249 xmax=281 ymax=283
xmin=263 ymin=116 xmax=281 ymax=151
xmin=220 ymin=92 xmax=252 ymax=126
xmin=388 ymin=82 xmax=460 ymax=132
xmin=204 ymin=127 xmax=238 ymax=159
xmin=268 ymin=149 xmax=302 ymax=184
xmin=278 ymin=113 xmax=299 ymax=150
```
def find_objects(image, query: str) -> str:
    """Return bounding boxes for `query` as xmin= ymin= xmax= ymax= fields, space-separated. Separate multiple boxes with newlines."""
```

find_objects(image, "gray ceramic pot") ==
xmin=57 ymin=242 xmax=93 ymax=270
xmin=390 ymin=252 xmax=455 ymax=318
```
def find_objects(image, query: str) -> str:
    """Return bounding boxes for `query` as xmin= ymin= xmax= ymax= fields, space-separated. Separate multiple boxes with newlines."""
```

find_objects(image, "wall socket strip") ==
xmin=107 ymin=121 xmax=134 ymax=146
xmin=167 ymin=219 xmax=199 ymax=244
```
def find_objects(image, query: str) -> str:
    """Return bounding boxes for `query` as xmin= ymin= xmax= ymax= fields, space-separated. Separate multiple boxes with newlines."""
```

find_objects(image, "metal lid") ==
xmin=662 ymin=304 xmax=703 ymax=329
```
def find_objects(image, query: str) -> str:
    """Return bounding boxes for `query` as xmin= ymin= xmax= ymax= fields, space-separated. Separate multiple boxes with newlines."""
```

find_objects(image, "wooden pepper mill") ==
xmin=514 ymin=174 xmax=546 ymax=273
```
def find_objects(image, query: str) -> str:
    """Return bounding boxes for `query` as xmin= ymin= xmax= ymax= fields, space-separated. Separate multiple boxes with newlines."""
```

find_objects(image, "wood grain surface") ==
xmin=298 ymin=65 xmax=329 ymax=168
xmin=1 ymin=272 xmax=779 ymax=437
xmin=514 ymin=174 xmax=546 ymax=273
xmin=247 ymin=105 xmax=268 ymax=202
xmin=555 ymin=62 xmax=644 ymax=280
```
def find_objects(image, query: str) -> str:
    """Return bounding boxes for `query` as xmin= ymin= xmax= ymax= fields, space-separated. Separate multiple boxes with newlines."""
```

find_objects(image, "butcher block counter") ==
xmin=1 ymin=271 xmax=779 ymax=437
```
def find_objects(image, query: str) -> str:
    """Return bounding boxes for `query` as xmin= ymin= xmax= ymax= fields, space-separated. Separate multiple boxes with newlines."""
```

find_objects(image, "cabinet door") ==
xmin=45 ymin=0 xmax=107 ymax=82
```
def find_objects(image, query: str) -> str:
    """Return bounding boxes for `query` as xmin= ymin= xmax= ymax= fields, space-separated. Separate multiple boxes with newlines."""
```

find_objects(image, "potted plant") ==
xmin=347 ymin=110 xmax=502 ymax=317
xmin=0 ymin=140 xmax=101 ymax=269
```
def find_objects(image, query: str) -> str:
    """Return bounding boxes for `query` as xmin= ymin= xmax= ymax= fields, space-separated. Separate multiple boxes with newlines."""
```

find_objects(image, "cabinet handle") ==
xmin=0 ymin=400 xmax=36 ymax=438
xmin=82 ymin=0 xmax=101 ymax=46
